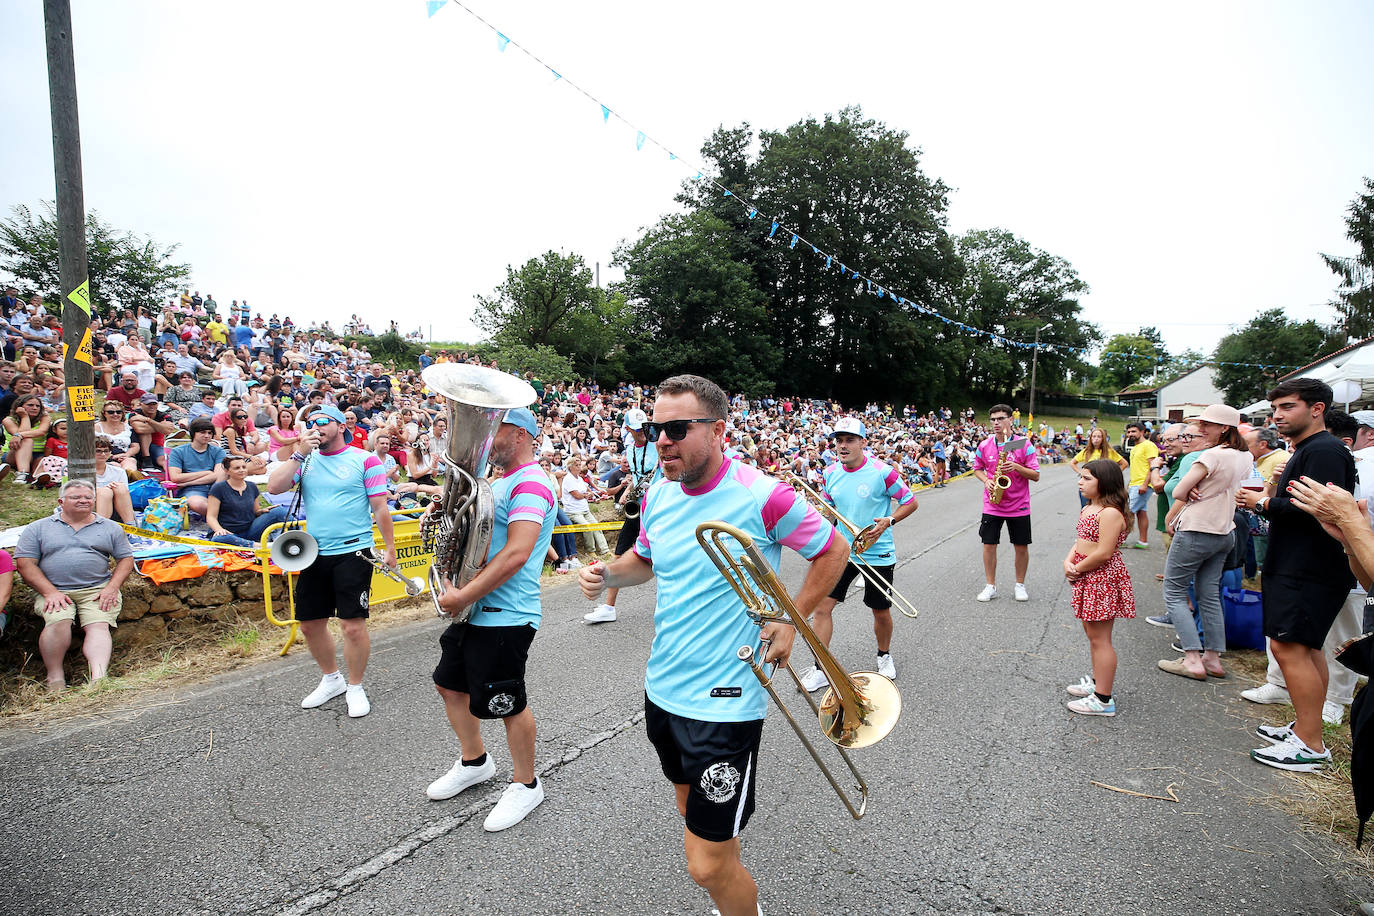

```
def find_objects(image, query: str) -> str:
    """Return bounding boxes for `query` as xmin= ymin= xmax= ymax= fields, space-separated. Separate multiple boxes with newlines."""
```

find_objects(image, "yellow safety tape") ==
xmin=116 ymin=522 xmax=424 ymax=554
xmin=553 ymin=521 xmax=624 ymax=534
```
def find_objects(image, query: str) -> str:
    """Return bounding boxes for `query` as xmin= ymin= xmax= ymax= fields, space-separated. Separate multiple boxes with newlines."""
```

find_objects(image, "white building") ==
xmin=1117 ymin=366 xmax=1227 ymax=421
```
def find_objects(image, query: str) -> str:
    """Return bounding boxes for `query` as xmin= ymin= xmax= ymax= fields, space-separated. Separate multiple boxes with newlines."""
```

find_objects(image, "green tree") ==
xmin=950 ymin=228 xmax=1099 ymax=399
xmin=0 ymin=201 xmax=190 ymax=314
xmin=1324 ymin=177 xmax=1374 ymax=340
xmin=473 ymin=250 xmax=626 ymax=382
xmin=1092 ymin=329 xmax=1170 ymax=392
xmin=470 ymin=341 xmax=577 ymax=384
xmin=1213 ymin=308 xmax=1326 ymax=404
xmin=614 ymin=211 xmax=779 ymax=396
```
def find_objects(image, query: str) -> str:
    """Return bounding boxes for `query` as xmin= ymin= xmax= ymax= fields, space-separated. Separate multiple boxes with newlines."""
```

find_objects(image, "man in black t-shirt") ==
xmin=1238 ymin=377 xmax=1355 ymax=772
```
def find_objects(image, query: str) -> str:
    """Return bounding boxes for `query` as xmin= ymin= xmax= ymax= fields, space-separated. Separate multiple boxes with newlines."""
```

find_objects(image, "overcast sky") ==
xmin=2 ymin=1 xmax=1371 ymax=358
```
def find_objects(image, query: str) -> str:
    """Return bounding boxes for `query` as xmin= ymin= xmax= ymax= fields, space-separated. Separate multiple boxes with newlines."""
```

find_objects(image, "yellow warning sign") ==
xmin=67 ymin=279 xmax=90 ymax=315
xmin=69 ymin=385 xmax=95 ymax=421
xmin=60 ymin=327 xmax=93 ymax=365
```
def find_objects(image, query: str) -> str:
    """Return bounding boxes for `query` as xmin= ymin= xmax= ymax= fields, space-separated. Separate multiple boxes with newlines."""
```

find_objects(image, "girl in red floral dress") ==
xmin=1062 ymin=459 xmax=1135 ymax=716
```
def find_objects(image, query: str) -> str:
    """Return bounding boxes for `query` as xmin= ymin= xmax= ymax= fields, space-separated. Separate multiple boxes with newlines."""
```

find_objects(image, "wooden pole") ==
xmin=43 ymin=0 xmax=94 ymax=484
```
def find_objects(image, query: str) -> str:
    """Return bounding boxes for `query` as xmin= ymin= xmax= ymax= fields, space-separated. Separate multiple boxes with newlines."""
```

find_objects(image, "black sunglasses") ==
xmin=644 ymin=418 xmax=717 ymax=442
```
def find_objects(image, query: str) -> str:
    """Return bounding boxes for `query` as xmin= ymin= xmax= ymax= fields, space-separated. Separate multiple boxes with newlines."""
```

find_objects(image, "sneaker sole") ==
xmin=1068 ymin=707 xmax=1115 ymax=717
xmin=1255 ymin=724 xmax=1295 ymax=746
xmin=1241 ymin=691 xmax=1290 ymax=705
xmin=1144 ymin=617 xmax=1174 ymax=629
xmin=427 ymin=772 xmax=495 ymax=800
xmin=1249 ymin=752 xmax=1326 ymax=772
xmin=1065 ymin=687 xmax=1094 ymax=697
xmin=301 ymin=684 xmax=347 ymax=708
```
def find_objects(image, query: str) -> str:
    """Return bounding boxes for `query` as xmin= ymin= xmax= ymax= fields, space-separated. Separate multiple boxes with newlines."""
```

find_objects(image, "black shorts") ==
xmin=644 ymin=696 xmax=762 ymax=843
xmin=295 ymin=550 xmax=373 ymax=620
xmin=1262 ymin=575 xmax=1348 ymax=650
xmin=979 ymin=513 xmax=1032 ymax=546
xmin=432 ymin=623 xmax=536 ymax=719
xmin=615 ymin=515 xmax=641 ymax=556
xmin=828 ymin=561 xmax=895 ymax=610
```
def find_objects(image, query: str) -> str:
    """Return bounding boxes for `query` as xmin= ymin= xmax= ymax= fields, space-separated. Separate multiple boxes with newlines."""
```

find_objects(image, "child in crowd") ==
xmin=1062 ymin=459 xmax=1136 ymax=716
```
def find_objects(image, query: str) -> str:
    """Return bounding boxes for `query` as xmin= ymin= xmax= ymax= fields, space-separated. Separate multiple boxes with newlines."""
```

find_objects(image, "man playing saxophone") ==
xmin=972 ymin=403 xmax=1040 ymax=602
xmin=585 ymin=407 xmax=659 ymax=624
xmin=425 ymin=407 xmax=557 ymax=833
xmin=578 ymin=375 xmax=848 ymax=916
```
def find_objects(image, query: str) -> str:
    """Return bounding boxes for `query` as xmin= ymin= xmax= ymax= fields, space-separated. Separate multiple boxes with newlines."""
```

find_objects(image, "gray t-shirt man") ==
xmin=15 ymin=515 xmax=133 ymax=590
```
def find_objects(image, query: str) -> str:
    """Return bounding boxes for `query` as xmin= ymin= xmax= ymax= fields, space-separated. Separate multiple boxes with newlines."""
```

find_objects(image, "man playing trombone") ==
xmin=798 ymin=417 xmax=918 ymax=691
xmin=578 ymin=375 xmax=848 ymax=916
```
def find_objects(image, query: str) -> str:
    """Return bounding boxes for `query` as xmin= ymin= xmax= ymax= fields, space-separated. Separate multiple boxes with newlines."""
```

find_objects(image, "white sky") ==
xmin=2 ymin=1 xmax=1371 ymax=359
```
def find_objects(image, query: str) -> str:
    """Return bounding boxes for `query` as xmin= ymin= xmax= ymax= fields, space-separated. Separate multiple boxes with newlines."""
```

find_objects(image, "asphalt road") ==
xmin=3 ymin=464 xmax=1371 ymax=916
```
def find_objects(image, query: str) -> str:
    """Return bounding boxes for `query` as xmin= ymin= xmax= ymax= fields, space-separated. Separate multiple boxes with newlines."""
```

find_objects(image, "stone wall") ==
xmin=2 ymin=570 xmax=290 ymax=659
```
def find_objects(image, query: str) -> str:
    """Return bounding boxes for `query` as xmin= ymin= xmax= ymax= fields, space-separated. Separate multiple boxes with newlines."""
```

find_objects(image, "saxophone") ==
xmin=988 ymin=442 xmax=1014 ymax=506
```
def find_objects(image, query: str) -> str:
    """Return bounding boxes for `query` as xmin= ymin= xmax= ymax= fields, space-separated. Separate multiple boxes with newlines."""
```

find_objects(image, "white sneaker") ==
xmin=426 ymin=756 xmax=496 ymax=800
xmin=1323 ymin=700 xmax=1346 ymax=725
xmin=555 ymin=561 xmax=569 ymax=573
xmin=484 ymin=779 xmax=545 ymax=831
xmin=583 ymin=604 xmax=617 ymax=624
xmin=301 ymin=673 xmax=346 ymax=709
xmin=976 ymin=584 xmax=997 ymax=602
xmin=1014 ymin=583 xmax=1029 ymax=602
xmin=1240 ymin=683 xmax=1291 ymax=705
xmin=346 ymin=684 xmax=370 ymax=718
xmin=799 ymin=666 xmax=829 ymax=692
xmin=566 ymin=558 xmax=584 ymax=570
xmin=1065 ymin=675 xmax=1096 ymax=698
xmin=876 ymin=653 xmax=896 ymax=680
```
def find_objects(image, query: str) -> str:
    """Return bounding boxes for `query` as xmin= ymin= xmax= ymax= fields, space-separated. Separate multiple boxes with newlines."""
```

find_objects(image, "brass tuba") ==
xmin=695 ymin=521 xmax=901 ymax=819
xmin=419 ymin=364 xmax=537 ymax=623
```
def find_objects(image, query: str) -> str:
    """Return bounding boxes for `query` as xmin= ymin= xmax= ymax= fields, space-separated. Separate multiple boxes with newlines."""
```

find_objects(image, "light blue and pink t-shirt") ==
xmin=634 ymin=456 xmax=835 ymax=722
xmin=473 ymin=462 xmax=556 ymax=630
xmin=973 ymin=435 xmax=1039 ymax=517
xmin=295 ymin=444 xmax=389 ymax=555
xmin=821 ymin=456 xmax=914 ymax=564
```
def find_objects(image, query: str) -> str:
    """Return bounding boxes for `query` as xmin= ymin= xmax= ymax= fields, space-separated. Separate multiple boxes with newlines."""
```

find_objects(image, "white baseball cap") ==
xmin=830 ymin=417 xmax=868 ymax=439
xmin=624 ymin=408 xmax=647 ymax=430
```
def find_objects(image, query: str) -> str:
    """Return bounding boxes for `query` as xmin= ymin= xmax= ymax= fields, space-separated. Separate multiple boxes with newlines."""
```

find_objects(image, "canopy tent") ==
xmin=1313 ymin=346 xmax=1374 ymax=404
xmin=1238 ymin=399 xmax=1272 ymax=417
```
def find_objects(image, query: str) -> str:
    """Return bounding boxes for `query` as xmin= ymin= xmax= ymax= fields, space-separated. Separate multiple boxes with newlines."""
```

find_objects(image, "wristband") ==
xmin=291 ymin=452 xmax=306 ymax=462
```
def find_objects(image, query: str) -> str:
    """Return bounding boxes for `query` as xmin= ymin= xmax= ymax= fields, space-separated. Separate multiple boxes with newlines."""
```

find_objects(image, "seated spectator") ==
xmin=92 ymin=436 xmax=135 ymax=523
xmin=14 ymin=480 xmax=135 ymax=691
xmin=3 ymin=394 xmax=52 ymax=484
xmin=220 ymin=405 xmax=270 ymax=474
xmin=343 ymin=410 xmax=368 ymax=449
xmin=168 ymin=418 xmax=227 ymax=516
xmin=163 ymin=371 xmax=203 ymax=422
xmin=212 ymin=349 xmax=249 ymax=398
xmin=129 ymin=392 xmax=175 ymax=472
xmin=206 ymin=456 xmax=289 ymax=548
xmin=105 ymin=371 xmax=146 ymax=409
xmin=94 ymin=400 xmax=141 ymax=474
xmin=31 ymin=416 xmax=69 ymax=488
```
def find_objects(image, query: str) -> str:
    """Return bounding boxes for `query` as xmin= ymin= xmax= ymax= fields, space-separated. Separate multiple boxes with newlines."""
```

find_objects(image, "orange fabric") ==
xmin=139 ymin=554 xmax=209 ymax=584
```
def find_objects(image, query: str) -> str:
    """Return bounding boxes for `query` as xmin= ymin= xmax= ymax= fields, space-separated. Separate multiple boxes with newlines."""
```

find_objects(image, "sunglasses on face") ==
xmin=644 ymin=418 xmax=717 ymax=442
xmin=308 ymin=417 xmax=334 ymax=429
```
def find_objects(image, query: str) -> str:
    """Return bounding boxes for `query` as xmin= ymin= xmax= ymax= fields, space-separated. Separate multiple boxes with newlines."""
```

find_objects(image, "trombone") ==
xmin=785 ymin=473 xmax=920 ymax=619
xmin=354 ymin=550 xmax=426 ymax=597
xmin=695 ymin=521 xmax=901 ymax=819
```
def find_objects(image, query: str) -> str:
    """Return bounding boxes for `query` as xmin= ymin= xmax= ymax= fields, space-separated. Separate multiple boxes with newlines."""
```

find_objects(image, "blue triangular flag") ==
xmin=601 ymin=105 xmax=610 ymax=122
xmin=723 ymin=189 xmax=733 ymax=197
xmin=636 ymin=131 xmax=646 ymax=150
xmin=668 ymin=153 xmax=676 ymax=160
xmin=748 ymin=208 xmax=757 ymax=219
xmin=825 ymin=256 xmax=832 ymax=269
xmin=552 ymin=70 xmax=562 ymax=80
xmin=769 ymin=222 xmax=779 ymax=239
xmin=694 ymin=171 xmax=702 ymax=179
xmin=496 ymin=32 xmax=510 ymax=51
xmin=426 ymin=0 xmax=447 ymax=17
xmin=790 ymin=234 xmax=799 ymax=249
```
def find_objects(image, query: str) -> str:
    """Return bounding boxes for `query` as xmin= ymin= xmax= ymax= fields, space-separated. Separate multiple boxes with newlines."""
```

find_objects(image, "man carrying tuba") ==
xmin=425 ymin=407 xmax=557 ymax=833
xmin=578 ymin=375 xmax=848 ymax=916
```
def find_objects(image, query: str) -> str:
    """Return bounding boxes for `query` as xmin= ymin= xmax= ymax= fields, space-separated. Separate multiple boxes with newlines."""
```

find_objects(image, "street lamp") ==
xmin=1028 ymin=322 xmax=1052 ymax=428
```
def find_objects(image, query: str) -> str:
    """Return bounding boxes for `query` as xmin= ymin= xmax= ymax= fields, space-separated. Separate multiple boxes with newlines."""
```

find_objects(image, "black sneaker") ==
xmin=1171 ymin=640 xmax=1184 ymax=653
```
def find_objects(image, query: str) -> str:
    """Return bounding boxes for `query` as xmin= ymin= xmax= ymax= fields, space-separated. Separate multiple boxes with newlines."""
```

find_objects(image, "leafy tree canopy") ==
xmin=1324 ymin=177 xmax=1374 ymax=341
xmin=0 ymin=201 xmax=191 ymax=314
xmin=1092 ymin=328 xmax=1170 ymax=393
xmin=1214 ymin=308 xmax=1326 ymax=404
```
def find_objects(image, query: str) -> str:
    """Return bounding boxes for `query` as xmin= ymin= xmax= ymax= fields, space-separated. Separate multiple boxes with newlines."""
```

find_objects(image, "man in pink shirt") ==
xmin=972 ymin=404 xmax=1041 ymax=602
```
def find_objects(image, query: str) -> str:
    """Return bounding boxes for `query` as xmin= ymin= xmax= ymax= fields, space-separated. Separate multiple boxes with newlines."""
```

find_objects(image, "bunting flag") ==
xmin=427 ymin=1 xmax=1311 ymax=370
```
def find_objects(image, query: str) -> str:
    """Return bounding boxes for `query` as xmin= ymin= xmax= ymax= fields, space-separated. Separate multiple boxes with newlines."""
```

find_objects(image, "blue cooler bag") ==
xmin=1222 ymin=587 xmax=1264 ymax=650
xmin=127 ymin=476 xmax=166 ymax=511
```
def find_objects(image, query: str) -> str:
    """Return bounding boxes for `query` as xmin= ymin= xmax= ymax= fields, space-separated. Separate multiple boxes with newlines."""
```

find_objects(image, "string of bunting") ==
xmin=424 ymin=2 xmax=1306 ymax=373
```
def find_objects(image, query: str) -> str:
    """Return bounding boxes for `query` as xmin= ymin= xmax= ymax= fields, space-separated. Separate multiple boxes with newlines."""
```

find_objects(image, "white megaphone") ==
xmin=270 ymin=529 xmax=319 ymax=572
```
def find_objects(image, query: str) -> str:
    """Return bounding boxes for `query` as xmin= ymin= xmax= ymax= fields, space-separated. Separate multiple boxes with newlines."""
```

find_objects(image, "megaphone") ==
xmin=270 ymin=529 xmax=318 ymax=572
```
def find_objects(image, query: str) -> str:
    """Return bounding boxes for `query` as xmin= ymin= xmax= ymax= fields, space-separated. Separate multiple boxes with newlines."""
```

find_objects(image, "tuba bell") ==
xmin=419 ymin=364 xmax=537 ymax=623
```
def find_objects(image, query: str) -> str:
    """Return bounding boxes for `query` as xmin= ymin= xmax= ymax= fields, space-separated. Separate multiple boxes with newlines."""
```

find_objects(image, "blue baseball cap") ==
xmin=503 ymin=407 xmax=539 ymax=438
xmin=830 ymin=417 xmax=868 ymax=439
xmin=313 ymin=404 xmax=347 ymax=424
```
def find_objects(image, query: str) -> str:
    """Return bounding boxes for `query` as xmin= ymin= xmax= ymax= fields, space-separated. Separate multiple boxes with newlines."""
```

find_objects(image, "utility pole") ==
xmin=44 ymin=0 xmax=94 ymax=484
xmin=1028 ymin=322 xmax=1052 ymax=427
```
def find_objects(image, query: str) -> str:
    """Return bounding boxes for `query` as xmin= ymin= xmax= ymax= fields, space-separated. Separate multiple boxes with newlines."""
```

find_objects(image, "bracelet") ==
xmin=291 ymin=452 xmax=306 ymax=462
